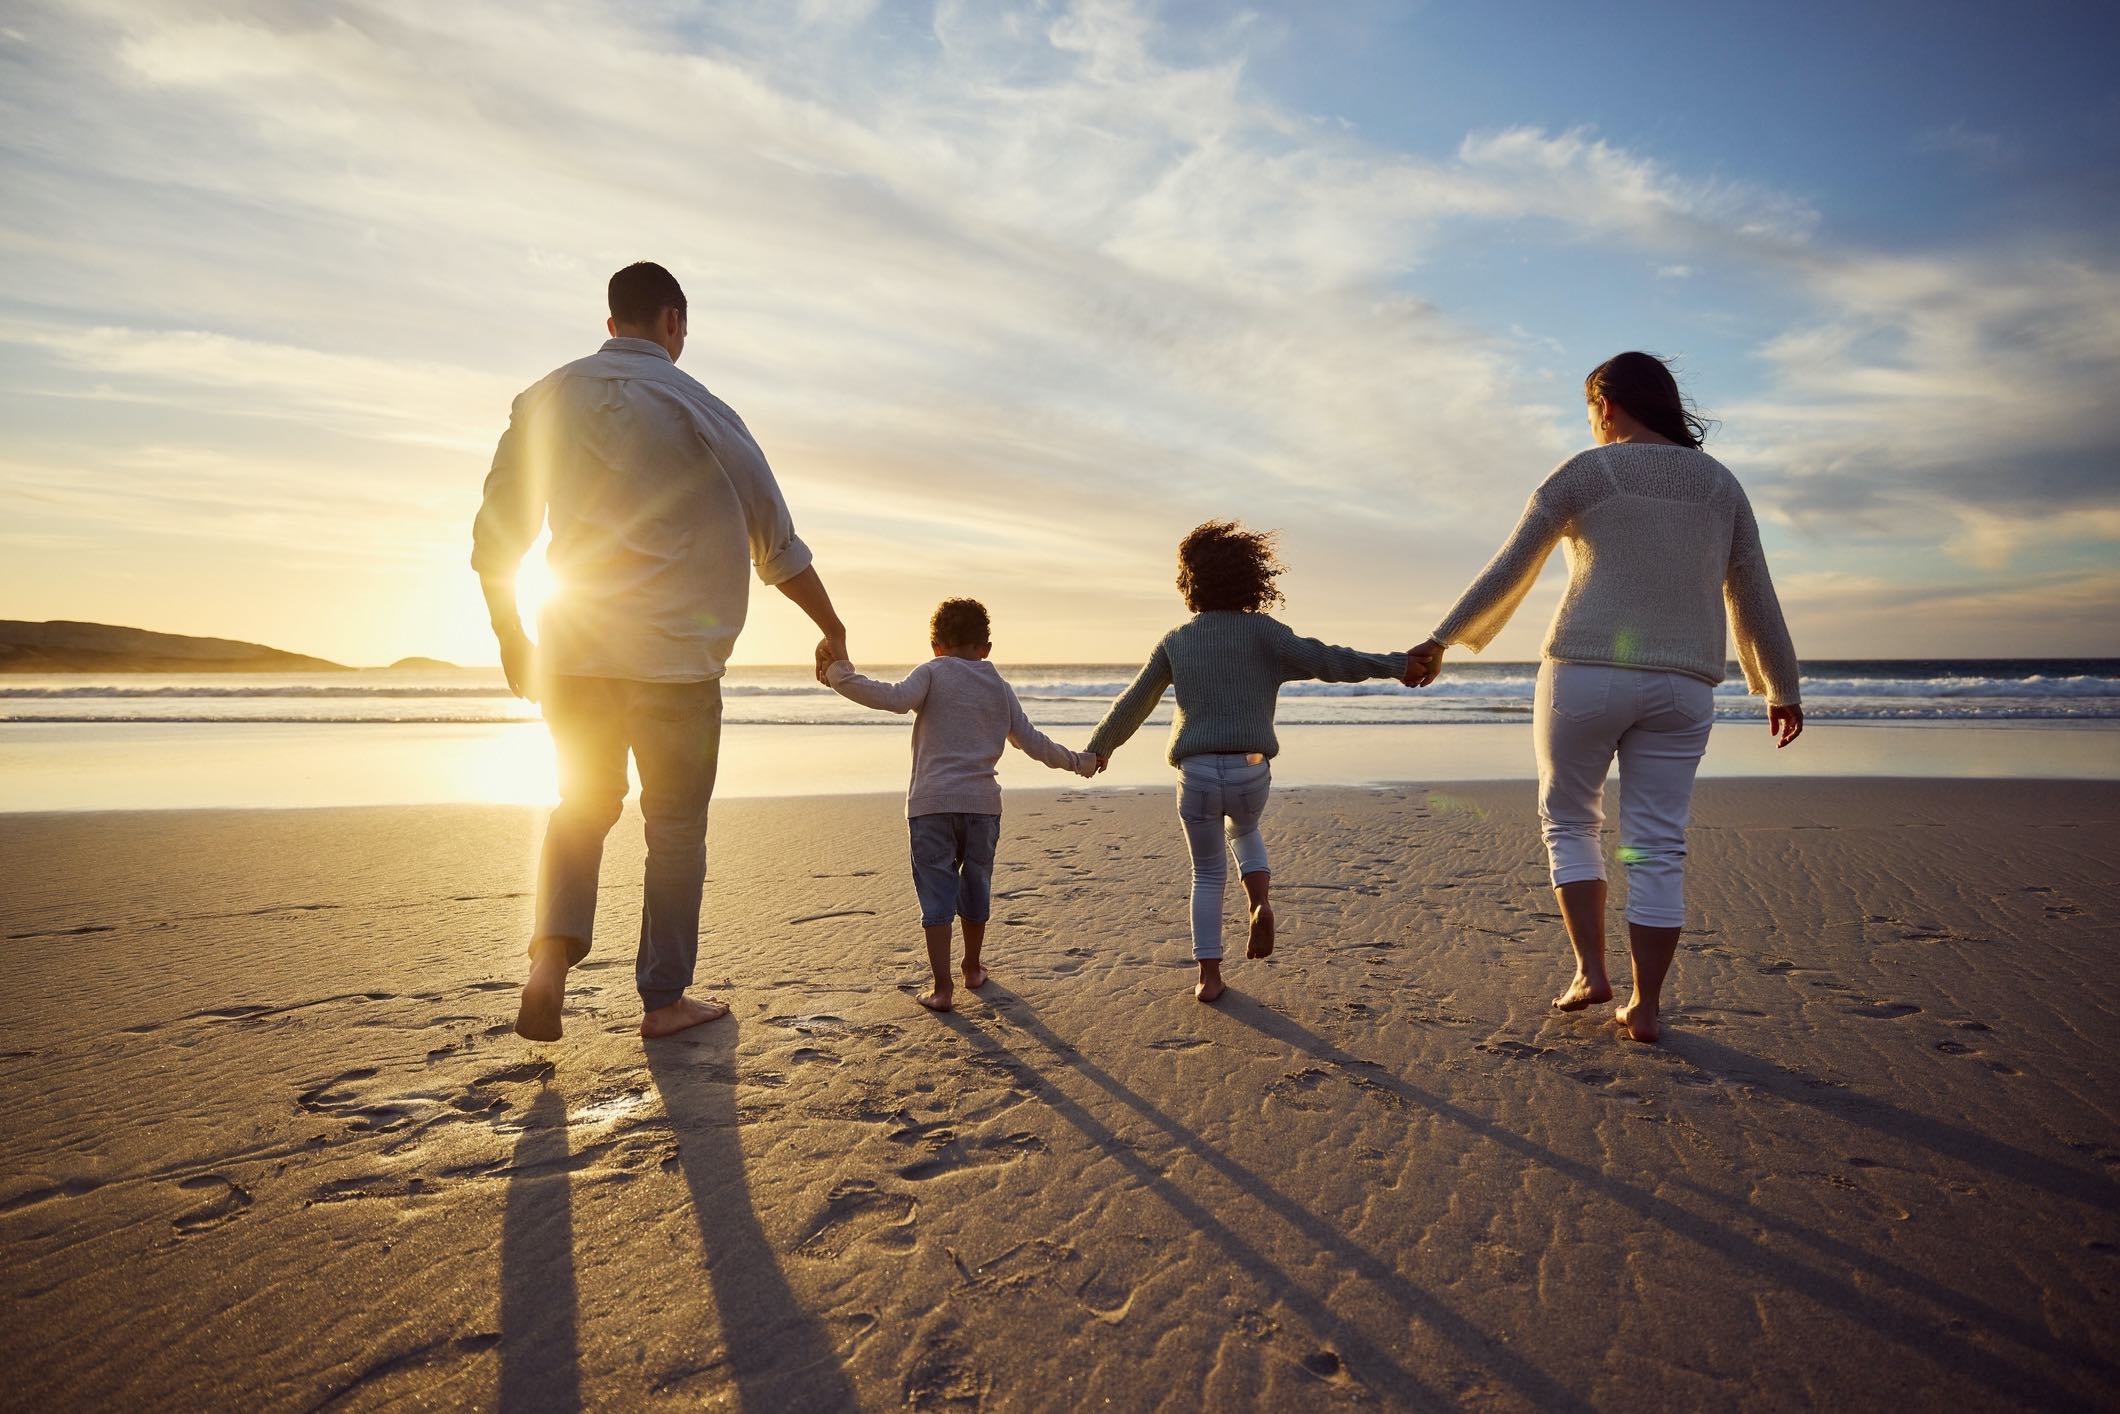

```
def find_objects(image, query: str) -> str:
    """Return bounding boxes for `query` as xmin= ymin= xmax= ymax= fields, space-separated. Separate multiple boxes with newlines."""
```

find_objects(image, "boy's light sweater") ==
xmin=825 ymin=656 xmax=1093 ymax=816
xmin=1432 ymin=443 xmax=1802 ymax=705
xmin=1088 ymin=612 xmax=1408 ymax=766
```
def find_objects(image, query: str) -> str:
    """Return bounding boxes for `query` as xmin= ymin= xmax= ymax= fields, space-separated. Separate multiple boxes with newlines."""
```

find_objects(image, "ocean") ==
xmin=3 ymin=660 xmax=2116 ymax=811
xmin=6 ymin=659 xmax=2118 ymax=727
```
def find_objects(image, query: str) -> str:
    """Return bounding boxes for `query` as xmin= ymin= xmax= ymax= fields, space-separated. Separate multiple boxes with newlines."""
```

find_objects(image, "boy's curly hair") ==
xmin=1176 ymin=520 xmax=1285 ymax=613
xmin=929 ymin=597 xmax=991 ymax=648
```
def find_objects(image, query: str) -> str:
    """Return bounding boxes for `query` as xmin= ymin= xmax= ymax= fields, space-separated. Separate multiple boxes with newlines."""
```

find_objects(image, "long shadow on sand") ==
xmin=498 ymin=1087 xmax=581 ymax=1412
xmin=952 ymin=986 xmax=1590 ymax=1411
xmin=1666 ymin=1030 xmax=2119 ymax=1213
xmin=644 ymin=1020 xmax=859 ymax=1412
xmin=1224 ymin=999 xmax=2117 ymax=1411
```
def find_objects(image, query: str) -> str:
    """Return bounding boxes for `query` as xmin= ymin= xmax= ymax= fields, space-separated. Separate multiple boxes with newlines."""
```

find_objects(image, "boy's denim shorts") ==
xmin=909 ymin=812 xmax=1002 ymax=927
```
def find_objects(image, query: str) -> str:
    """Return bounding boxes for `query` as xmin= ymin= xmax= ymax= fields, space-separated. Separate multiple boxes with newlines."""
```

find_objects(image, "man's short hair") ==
xmin=930 ymin=598 xmax=991 ymax=649
xmin=608 ymin=262 xmax=687 ymax=327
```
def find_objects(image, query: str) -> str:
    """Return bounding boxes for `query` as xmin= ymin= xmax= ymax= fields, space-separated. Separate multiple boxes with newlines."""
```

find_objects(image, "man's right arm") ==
xmin=711 ymin=415 xmax=845 ymax=662
xmin=471 ymin=387 xmax=545 ymax=699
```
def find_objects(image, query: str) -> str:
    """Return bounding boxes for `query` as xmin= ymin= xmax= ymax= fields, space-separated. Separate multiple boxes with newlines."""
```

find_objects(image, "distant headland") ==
xmin=0 ymin=620 xmax=370 ymax=673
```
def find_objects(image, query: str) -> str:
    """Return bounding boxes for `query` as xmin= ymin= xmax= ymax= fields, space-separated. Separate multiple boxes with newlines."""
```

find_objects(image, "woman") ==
xmin=1406 ymin=352 xmax=1803 ymax=1043
xmin=1090 ymin=521 xmax=1407 ymax=1003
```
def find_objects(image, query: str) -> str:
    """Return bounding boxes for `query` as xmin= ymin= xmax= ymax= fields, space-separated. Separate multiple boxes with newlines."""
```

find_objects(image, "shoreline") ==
xmin=4 ymin=719 xmax=2117 ymax=814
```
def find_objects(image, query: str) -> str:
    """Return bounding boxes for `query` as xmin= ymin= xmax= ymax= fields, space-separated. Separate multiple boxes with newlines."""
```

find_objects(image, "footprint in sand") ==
xmin=1475 ymin=1040 xmax=1554 ymax=1061
xmin=1147 ymin=1037 xmax=1209 ymax=1051
xmin=1265 ymin=1069 xmax=1336 ymax=1110
xmin=793 ymin=1178 xmax=918 ymax=1258
xmin=172 ymin=1174 xmax=253 ymax=1234
xmin=1301 ymin=1350 xmax=1347 ymax=1382
xmin=897 ymin=1131 xmax=1045 ymax=1181
xmin=789 ymin=1046 xmax=842 ymax=1067
xmin=1845 ymin=1001 xmax=1922 ymax=1019
xmin=297 ymin=1067 xmax=413 ymax=1133
xmin=472 ymin=1059 xmax=556 ymax=1087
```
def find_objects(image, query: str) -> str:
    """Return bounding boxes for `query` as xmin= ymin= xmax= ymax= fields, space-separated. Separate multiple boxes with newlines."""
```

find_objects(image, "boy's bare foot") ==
xmin=1194 ymin=961 xmax=1225 ymax=1004
xmin=962 ymin=964 xmax=988 ymax=989
xmin=1553 ymin=972 xmax=1613 ymax=1011
xmin=1246 ymin=903 xmax=1275 ymax=959
xmin=917 ymin=988 xmax=954 ymax=1012
xmin=514 ymin=956 xmax=568 ymax=1042
xmin=640 ymin=995 xmax=730 ymax=1038
xmin=1614 ymin=998 xmax=1660 ymax=1044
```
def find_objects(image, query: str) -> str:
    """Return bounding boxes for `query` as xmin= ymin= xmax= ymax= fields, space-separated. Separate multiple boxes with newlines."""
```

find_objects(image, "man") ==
xmin=473 ymin=261 xmax=846 ymax=1041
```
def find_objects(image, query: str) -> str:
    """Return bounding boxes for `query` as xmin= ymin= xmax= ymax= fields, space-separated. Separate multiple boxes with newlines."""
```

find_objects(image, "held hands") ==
xmin=1402 ymin=638 xmax=1444 ymax=688
xmin=813 ymin=635 xmax=847 ymax=684
xmin=1768 ymin=703 xmax=1804 ymax=749
xmin=1076 ymin=752 xmax=1109 ymax=778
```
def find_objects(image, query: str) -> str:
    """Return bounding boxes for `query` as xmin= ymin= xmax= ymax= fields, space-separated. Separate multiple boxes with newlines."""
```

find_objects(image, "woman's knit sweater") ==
xmin=1088 ymin=611 xmax=1407 ymax=766
xmin=1431 ymin=443 xmax=1802 ymax=705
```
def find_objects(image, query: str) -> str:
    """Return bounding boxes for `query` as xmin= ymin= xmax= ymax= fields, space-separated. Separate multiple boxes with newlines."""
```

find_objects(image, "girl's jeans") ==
xmin=1176 ymin=752 xmax=1272 ymax=960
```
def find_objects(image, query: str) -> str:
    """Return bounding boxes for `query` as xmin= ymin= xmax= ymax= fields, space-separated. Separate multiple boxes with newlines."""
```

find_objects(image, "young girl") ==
xmin=1088 ymin=522 xmax=1407 ymax=1002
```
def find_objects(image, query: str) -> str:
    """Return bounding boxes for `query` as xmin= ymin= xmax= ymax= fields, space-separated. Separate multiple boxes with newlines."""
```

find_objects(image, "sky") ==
xmin=2 ymin=0 xmax=2117 ymax=667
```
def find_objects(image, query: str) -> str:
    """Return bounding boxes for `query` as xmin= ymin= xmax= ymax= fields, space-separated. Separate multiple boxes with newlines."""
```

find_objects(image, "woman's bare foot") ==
xmin=1614 ymin=998 xmax=1660 ymax=1043
xmin=962 ymin=964 xmax=988 ymax=990
xmin=1194 ymin=961 xmax=1225 ymax=1003
xmin=1552 ymin=972 xmax=1613 ymax=1012
xmin=514 ymin=956 xmax=568 ymax=1042
xmin=917 ymin=987 xmax=955 ymax=1012
xmin=1246 ymin=903 xmax=1275 ymax=959
xmin=639 ymin=995 xmax=730 ymax=1038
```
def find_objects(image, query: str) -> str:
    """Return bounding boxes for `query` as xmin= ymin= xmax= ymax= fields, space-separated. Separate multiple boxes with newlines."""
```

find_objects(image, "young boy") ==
xmin=822 ymin=598 xmax=1097 ymax=1011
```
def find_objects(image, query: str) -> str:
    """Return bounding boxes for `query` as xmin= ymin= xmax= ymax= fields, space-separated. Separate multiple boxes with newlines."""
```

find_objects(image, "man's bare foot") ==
xmin=514 ymin=958 xmax=568 ymax=1042
xmin=639 ymin=995 xmax=730 ymax=1038
xmin=1614 ymin=998 xmax=1660 ymax=1044
xmin=1553 ymin=973 xmax=1613 ymax=1012
xmin=962 ymin=964 xmax=988 ymax=990
xmin=917 ymin=988 xmax=954 ymax=1012
xmin=1194 ymin=962 xmax=1225 ymax=1003
xmin=1246 ymin=904 xmax=1275 ymax=959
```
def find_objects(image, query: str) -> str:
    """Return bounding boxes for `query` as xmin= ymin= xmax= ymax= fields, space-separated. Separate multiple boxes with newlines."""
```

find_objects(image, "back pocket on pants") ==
xmin=1545 ymin=665 xmax=1610 ymax=723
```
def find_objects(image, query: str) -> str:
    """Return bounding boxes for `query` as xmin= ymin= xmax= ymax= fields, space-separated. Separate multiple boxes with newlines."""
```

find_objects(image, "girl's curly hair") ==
xmin=1176 ymin=520 xmax=1285 ymax=614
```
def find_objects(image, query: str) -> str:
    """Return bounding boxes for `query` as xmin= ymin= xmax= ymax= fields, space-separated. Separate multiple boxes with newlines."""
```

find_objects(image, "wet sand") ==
xmin=1 ymin=779 xmax=2116 ymax=1409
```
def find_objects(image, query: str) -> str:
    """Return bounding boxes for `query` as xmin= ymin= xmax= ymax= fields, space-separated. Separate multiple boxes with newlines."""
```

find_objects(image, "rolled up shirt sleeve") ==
xmin=714 ymin=420 xmax=813 ymax=587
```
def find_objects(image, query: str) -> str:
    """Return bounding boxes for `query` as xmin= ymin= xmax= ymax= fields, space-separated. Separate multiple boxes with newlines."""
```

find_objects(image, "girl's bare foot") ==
xmin=962 ymin=965 xmax=988 ymax=989
xmin=1553 ymin=973 xmax=1613 ymax=1011
xmin=640 ymin=994 xmax=730 ymax=1038
xmin=917 ymin=987 xmax=954 ymax=1012
xmin=1614 ymin=998 xmax=1660 ymax=1043
xmin=1246 ymin=903 xmax=1275 ymax=959
xmin=1194 ymin=961 xmax=1226 ymax=1003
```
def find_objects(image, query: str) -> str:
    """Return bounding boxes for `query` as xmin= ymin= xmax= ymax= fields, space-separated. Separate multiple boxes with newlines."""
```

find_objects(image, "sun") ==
xmin=513 ymin=529 xmax=558 ymax=629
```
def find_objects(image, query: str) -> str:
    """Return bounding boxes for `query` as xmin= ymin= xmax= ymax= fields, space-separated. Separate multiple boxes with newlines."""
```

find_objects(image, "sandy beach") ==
xmin=2 ymin=778 xmax=2116 ymax=1410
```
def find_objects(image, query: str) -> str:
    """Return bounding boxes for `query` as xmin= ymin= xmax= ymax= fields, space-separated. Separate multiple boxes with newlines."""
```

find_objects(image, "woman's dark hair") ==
xmin=1584 ymin=351 xmax=1716 ymax=449
xmin=608 ymin=261 xmax=687 ymax=327
xmin=929 ymin=597 xmax=991 ymax=648
xmin=1176 ymin=521 xmax=1285 ymax=614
